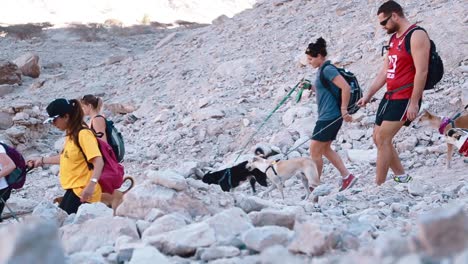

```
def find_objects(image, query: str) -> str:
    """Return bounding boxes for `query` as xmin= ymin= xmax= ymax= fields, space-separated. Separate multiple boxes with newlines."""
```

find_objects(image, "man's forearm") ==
xmin=410 ymin=71 xmax=427 ymax=103
xmin=366 ymin=72 xmax=386 ymax=99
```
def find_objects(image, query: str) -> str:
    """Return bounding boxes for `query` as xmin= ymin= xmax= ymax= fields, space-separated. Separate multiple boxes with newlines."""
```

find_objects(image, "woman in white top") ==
xmin=0 ymin=144 xmax=16 ymax=222
xmin=81 ymin=94 xmax=108 ymax=143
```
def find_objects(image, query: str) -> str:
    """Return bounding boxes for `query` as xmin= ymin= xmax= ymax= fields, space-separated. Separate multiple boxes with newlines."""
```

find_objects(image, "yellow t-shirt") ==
xmin=60 ymin=129 xmax=102 ymax=203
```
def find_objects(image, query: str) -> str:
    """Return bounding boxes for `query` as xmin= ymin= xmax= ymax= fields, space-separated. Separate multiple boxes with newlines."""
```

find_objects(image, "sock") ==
xmin=342 ymin=173 xmax=352 ymax=180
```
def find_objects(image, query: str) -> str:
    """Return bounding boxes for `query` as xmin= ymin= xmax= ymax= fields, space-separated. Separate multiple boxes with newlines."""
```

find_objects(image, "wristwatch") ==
xmin=90 ymin=178 xmax=98 ymax=184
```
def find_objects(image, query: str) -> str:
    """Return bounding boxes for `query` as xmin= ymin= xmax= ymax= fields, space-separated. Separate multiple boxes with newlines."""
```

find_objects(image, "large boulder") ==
xmin=0 ymin=60 xmax=21 ymax=85
xmin=116 ymin=178 xmax=234 ymax=219
xmin=204 ymin=207 xmax=253 ymax=244
xmin=13 ymin=53 xmax=40 ymax=78
xmin=412 ymin=205 xmax=468 ymax=258
xmin=242 ymin=226 xmax=293 ymax=252
xmin=60 ymin=216 xmax=139 ymax=254
xmin=145 ymin=222 xmax=216 ymax=256
xmin=0 ymin=217 xmax=66 ymax=264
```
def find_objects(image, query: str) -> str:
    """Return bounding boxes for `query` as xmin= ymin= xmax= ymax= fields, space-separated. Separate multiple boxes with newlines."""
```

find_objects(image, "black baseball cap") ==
xmin=44 ymin=98 xmax=72 ymax=124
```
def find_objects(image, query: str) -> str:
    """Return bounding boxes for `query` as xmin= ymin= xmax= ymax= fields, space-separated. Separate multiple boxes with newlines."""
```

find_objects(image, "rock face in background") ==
xmin=0 ymin=60 xmax=21 ymax=85
xmin=0 ymin=0 xmax=467 ymax=263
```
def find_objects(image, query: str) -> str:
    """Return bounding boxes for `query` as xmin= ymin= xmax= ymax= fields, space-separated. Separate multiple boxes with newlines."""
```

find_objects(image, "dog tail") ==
xmin=121 ymin=176 xmax=135 ymax=194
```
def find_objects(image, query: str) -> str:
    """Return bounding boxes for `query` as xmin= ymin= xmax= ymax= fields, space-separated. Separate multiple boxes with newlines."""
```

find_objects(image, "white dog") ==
xmin=246 ymin=156 xmax=320 ymax=201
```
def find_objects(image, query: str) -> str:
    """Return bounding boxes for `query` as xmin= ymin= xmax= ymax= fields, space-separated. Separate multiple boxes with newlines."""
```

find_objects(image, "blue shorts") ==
xmin=312 ymin=118 xmax=343 ymax=142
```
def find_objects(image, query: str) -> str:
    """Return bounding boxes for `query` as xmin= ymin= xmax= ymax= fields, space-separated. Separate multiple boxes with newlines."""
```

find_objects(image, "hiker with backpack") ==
xmin=357 ymin=1 xmax=439 ymax=185
xmin=304 ymin=37 xmax=358 ymax=191
xmin=81 ymin=94 xmax=107 ymax=143
xmin=81 ymin=94 xmax=125 ymax=163
xmin=29 ymin=98 xmax=104 ymax=214
xmin=0 ymin=144 xmax=17 ymax=221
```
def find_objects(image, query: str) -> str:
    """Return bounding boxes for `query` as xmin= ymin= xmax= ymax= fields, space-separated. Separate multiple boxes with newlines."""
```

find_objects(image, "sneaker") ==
xmin=393 ymin=174 xmax=412 ymax=183
xmin=339 ymin=174 xmax=358 ymax=191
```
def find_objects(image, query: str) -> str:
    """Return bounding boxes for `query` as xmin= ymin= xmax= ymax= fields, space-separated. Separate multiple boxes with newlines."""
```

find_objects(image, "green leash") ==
xmin=295 ymin=79 xmax=311 ymax=103
xmin=233 ymin=78 xmax=308 ymax=163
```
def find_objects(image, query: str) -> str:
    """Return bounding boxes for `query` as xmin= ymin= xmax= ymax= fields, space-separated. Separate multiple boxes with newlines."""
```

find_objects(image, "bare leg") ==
xmin=323 ymin=142 xmax=350 ymax=178
xmin=373 ymin=125 xmax=405 ymax=177
xmin=374 ymin=121 xmax=406 ymax=185
xmin=309 ymin=140 xmax=329 ymax=179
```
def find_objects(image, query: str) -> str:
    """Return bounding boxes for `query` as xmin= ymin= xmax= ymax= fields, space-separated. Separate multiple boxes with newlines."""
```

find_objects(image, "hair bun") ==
xmin=316 ymin=37 xmax=326 ymax=48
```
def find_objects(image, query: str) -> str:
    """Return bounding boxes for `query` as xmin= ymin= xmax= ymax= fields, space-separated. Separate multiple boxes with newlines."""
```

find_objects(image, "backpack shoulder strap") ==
xmin=404 ymin=26 xmax=426 ymax=54
xmin=319 ymin=61 xmax=334 ymax=89
xmin=90 ymin=115 xmax=106 ymax=138
xmin=319 ymin=62 xmax=340 ymax=101
xmin=76 ymin=128 xmax=95 ymax=170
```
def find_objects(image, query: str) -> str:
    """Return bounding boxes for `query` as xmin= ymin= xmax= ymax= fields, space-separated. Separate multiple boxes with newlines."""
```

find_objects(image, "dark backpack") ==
xmin=76 ymin=129 xmax=125 ymax=194
xmin=319 ymin=61 xmax=363 ymax=114
xmin=0 ymin=143 xmax=27 ymax=189
xmin=392 ymin=26 xmax=444 ymax=90
xmin=91 ymin=115 xmax=125 ymax=163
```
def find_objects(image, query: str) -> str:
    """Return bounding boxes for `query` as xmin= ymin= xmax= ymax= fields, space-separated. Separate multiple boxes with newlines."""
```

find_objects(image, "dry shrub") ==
xmin=67 ymin=23 xmax=105 ymax=42
xmin=0 ymin=22 xmax=52 ymax=40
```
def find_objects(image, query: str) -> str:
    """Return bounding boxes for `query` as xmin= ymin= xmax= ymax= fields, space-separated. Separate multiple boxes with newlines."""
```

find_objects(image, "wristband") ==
xmin=90 ymin=178 xmax=98 ymax=184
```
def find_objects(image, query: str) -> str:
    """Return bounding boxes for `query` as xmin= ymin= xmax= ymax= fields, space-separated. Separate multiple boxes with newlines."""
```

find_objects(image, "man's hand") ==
xmin=406 ymin=102 xmax=419 ymax=121
xmin=80 ymin=182 xmax=96 ymax=202
xmin=357 ymin=94 xmax=371 ymax=108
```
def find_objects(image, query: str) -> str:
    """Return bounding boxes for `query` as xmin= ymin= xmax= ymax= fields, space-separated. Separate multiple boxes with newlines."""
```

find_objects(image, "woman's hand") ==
xmin=341 ymin=109 xmax=352 ymax=122
xmin=80 ymin=182 xmax=96 ymax=202
xmin=28 ymin=157 xmax=43 ymax=168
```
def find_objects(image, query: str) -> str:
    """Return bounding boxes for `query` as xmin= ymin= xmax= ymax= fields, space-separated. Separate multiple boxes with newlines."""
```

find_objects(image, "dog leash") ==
xmin=232 ymin=78 xmax=306 ymax=164
xmin=283 ymin=112 xmax=348 ymax=157
xmin=439 ymin=104 xmax=468 ymax=134
xmin=216 ymin=79 xmax=307 ymax=190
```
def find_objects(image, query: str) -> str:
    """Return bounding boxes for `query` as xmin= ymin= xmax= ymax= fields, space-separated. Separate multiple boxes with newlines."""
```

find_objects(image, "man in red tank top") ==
xmin=357 ymin=1 xmax=430 ymax=185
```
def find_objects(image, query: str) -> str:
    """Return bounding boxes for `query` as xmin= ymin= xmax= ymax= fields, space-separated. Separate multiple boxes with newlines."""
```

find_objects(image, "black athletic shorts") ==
xmin=312 ymin=118 xmax=343 ymax=142
xmin=375 ymin=98 xmax=422 ymax=127
xmin=59 ymin=189 xmax=82 ymax=215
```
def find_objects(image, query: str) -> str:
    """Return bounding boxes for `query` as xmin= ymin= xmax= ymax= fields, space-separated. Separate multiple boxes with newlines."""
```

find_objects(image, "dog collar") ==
xmin=265 ymin=161 xmax=278 ymax=175
xmin=439 ymin=117 xmax=451 ymax=134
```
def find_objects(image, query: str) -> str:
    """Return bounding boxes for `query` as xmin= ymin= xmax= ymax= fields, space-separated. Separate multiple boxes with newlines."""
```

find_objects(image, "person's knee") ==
xmin=375 ymin=131 xmax=393 ymax=148
xmin=373 ymin=132 xmax=378 ymax=145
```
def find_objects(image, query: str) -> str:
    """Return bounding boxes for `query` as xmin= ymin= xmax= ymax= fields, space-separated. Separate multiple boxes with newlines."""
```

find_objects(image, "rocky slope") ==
xmin=0 ymin=0 xmax=467 ymax=263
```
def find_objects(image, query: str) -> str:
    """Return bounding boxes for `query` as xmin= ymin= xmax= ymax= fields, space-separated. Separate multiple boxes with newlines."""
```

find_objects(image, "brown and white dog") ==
xmin=245 ymin=156 xmax=319 ymax=201
xmin=446 ymin=128 xmax=468 ymax=157
xmin=53 ymin=176 xmax=135 ymax=214
xmin=418 ymin=109 xmax=468 ymax=168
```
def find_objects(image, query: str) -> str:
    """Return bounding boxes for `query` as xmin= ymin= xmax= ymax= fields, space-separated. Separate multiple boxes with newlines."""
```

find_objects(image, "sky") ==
xmin=0 ymin=0 xmax=256 ymax=26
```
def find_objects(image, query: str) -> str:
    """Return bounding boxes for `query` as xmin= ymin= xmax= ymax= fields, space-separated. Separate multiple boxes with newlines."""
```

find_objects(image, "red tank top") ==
xmin=386 ymin=25 xmax=417 ymax=100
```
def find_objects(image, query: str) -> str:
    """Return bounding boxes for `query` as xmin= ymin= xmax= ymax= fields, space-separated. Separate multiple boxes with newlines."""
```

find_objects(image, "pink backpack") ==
xmin=77 ymin=130 xmax=124 ymax=194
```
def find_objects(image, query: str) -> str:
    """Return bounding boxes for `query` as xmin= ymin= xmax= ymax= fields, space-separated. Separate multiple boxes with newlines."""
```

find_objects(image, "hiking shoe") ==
xmin=393 ymin=174 xmax=412 ymax=183
xmin=339 ymin=174 xmax=358 ymax=191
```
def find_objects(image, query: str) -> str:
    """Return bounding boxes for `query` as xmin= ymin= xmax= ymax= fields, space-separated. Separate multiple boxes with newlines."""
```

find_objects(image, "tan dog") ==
xmin=418 ymin=110 xmax=468 ymax=168
xmin=53 ymin=176 xmax=135 ymax=214
xmin=246 ymin=156 xmax=319 ymax=201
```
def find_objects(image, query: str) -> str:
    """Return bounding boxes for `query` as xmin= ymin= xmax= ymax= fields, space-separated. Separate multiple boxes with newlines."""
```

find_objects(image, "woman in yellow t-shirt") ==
xmin=31 ymin=98 xmax=104 ymax=214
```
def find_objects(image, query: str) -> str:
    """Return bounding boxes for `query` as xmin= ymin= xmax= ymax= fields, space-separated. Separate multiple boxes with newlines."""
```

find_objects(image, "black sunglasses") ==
xmin=380 ymin=15 xmax=392 ymax=26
